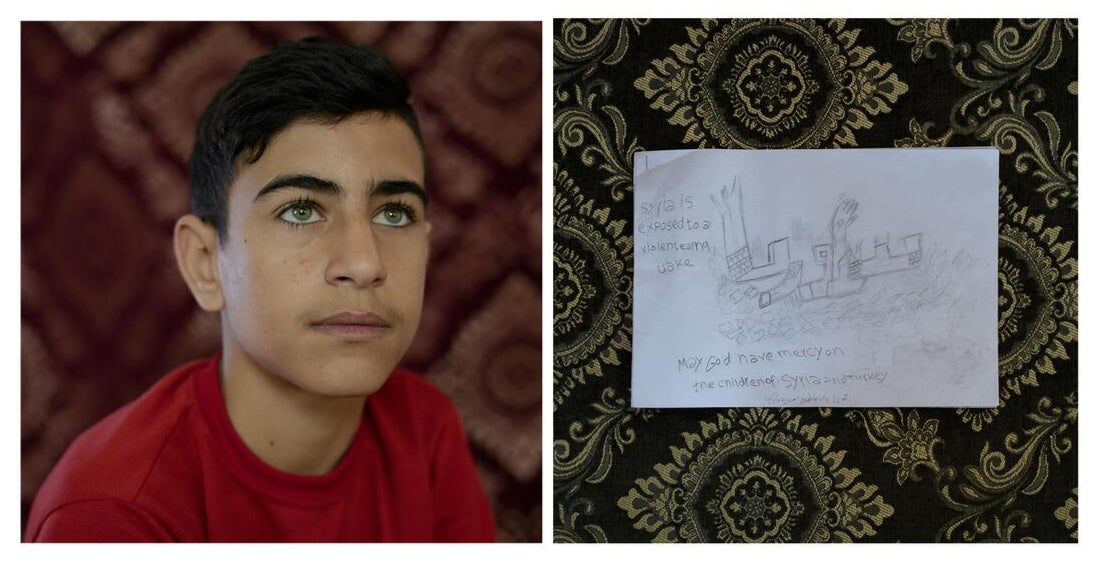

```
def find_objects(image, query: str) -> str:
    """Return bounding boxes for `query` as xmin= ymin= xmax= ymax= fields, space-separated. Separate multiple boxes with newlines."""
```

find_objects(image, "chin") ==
xmin=290 ymin=360 xmax=396 ymax=398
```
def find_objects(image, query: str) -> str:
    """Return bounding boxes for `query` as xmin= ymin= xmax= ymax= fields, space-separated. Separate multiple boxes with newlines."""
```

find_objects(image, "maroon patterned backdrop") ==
xmin=21 ymin=21 xmax=542 ymax=542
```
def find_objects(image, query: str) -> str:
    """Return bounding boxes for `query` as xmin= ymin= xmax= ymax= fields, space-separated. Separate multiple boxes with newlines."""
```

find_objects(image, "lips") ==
xmin=312 ymin=311 xmax=391 ymax=339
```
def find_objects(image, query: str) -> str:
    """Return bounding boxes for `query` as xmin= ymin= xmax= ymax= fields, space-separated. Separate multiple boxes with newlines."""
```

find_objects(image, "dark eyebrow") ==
xmin=253 ymin=174 xmax=342 ymax=202
xmin=373 ymin=179 xmax=428 ymax=206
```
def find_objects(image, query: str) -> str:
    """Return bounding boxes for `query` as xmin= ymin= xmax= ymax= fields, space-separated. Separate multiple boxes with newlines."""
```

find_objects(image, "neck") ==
xmin=219 ymin=346 xmax=367 ymax=476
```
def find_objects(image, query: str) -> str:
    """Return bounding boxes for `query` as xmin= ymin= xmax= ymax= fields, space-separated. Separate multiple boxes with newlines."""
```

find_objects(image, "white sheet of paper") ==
xmin=631 ymin=148 xmax=999 ymax=408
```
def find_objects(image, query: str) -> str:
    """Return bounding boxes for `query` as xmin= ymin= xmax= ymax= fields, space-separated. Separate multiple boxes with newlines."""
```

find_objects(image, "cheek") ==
xmin=222 ymin=246 xmax=315 ymax=319
xmin=387 ymin=240 xmax=430 ymax=288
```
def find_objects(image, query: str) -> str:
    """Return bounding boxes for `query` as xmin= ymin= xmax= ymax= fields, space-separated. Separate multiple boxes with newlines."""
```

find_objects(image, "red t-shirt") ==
xmin=25 ymin=355 xmax=496 ymax=542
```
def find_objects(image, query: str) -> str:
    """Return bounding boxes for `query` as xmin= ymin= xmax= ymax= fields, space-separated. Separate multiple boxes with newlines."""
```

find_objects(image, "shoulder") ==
xmin=25 ymin=357 xmax=214 ymax=540
xmin=52 ymin=358 xmax=209 ymax=488
xmin=27 ymin=499 xmax=176 ymax=542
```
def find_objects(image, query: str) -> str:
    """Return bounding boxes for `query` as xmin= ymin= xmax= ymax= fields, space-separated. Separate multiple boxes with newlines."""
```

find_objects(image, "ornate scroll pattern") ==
xmin=554 ymin=19 xmax=649 ymax=83
xmin=891 ymin=18 xmax=1078 ymax=208
xmin=972 ymin=88 xmax=1077 ymax=208
xmin=849 ymin=409 xmax=943 ymax=486
xmin=554 ymin=387 xmax=652 ymax=486
xmin=555 ymin=497 xmax=610 ymax=543
xmin=948 ymin=19 xmax=1075 ymax=130
xmin=618 ymin=409 xmax=893 ymax=542
xmin=554 ymin=80 xmax=643 ymax=202
xmin=635 ymin=19 xmax=908 ymax=148
xmin=554 ymin=388 xmax=653 ymax=543
xmin=937 ymin=394 xmax=1076 ymax=542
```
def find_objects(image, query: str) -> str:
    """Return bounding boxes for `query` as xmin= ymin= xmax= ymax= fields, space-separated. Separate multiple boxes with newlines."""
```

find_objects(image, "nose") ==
xmin=324 ymin=219 xmax=387 ymax=288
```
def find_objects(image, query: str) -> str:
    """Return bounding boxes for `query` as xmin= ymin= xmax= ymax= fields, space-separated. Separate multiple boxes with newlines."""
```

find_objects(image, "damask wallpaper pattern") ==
xmin=22 ymin=21 xmax=541 ymax=542
xmin=553 ymin=19 xmax=1076 ymax=542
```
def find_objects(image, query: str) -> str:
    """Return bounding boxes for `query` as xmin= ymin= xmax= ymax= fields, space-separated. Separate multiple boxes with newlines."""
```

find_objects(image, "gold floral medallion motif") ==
xmin=998 ymin=256 xmax=1032 ymax=343
xmin=618 ymin=408 xmax=893 ymax=542
xmin=720 ymin=34 xmax=820 ymax=140
xmin=635 ymin=19 xmax=908 ymax=148
xmin=554 ymin=245 xmax=598 ymax=337
xmin=958 ymin=188 xmax=1077 ymax=431
xmin=552 ymin=166 xmax=633 ymax=407
xmin=705 ymin=455 xmax=805 ymax=542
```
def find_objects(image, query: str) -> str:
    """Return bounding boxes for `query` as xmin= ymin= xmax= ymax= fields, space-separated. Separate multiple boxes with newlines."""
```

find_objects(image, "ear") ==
xmin=174 ymin=214 xmax=225 ymax=312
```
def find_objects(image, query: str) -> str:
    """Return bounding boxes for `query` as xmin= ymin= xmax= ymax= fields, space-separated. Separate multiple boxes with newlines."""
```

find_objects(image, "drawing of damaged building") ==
xmin=710 ymin=177 xmax=923 ymax=309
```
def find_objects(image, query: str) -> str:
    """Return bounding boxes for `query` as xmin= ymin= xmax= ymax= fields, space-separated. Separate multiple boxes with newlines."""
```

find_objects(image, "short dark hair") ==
xmin=189 ymin=37 xmax=424 ymax=239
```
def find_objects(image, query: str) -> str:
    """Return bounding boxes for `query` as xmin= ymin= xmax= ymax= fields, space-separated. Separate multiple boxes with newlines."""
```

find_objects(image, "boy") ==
xmin=25 ymin=37 xmax=495 ymax=542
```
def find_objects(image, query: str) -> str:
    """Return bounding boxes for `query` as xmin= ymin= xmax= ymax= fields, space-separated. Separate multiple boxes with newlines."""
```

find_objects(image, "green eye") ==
xmin=373 ymin=206 xmax=412 ymax=227
xmin=279 ymin=203 xmax=321 ymax=225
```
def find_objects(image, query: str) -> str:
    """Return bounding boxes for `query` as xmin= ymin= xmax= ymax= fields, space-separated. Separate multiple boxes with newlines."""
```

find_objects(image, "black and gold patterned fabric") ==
xmin=553 ymin=19 xmax=1077 ymax=543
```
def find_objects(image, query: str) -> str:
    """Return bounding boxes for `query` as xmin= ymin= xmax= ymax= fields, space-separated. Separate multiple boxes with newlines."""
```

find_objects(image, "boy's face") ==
xmin=216 ymin=113 xmax=429 ymax=397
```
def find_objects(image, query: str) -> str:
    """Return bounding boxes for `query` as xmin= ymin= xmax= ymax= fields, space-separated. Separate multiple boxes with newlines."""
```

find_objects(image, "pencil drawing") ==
xmin=708 ymin=174 xmax=945 ymax=344
xmin=711 ymin=176 xmax=924 ymax=311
